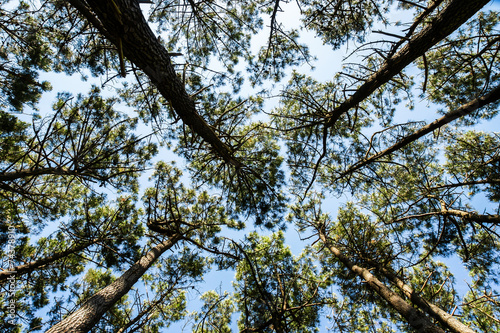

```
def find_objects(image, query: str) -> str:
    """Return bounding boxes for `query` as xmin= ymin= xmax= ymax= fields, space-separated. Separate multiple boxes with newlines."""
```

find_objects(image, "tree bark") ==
xmin=394 ymin=209 xmax=500 ymax=225
xmin=46 ymin=236 xmax=180 ymax=333
xmin=67 ymin=0 xmax=240 ymax=167
xmin=430 ymin=179 xmax=500 ymax=190
xmin=443 ymin=209 xmax=500 ymax=224
xmin=365 ymin=258 xmax=477 ymax=333
xmin=325 ymin=0 xmax=490 ymax=129
xmin=318 ymin=230 xmax=445 ymax=333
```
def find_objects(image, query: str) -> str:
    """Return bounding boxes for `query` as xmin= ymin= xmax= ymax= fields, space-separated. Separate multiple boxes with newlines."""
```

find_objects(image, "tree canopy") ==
xmin=1 ymin=0 xmax=499 ymax=332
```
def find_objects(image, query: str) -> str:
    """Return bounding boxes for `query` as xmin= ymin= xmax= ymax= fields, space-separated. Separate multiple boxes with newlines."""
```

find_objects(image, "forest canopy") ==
xmin=0 ymin=0 xmax=499 ymax=332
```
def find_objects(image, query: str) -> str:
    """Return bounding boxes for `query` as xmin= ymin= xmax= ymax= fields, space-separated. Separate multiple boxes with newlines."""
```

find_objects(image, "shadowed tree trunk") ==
xmin=317 ymin=229 xmax=446 ymax=333
xmin=67 ymin=0 xmax=240 ymax=167
xmin=324 ymin=0 xmax=490 ymax=129
xmin=46 ymin=236 xmax=181 ymax=333
xmin=362 ymin=256 xmax=477 ymax=333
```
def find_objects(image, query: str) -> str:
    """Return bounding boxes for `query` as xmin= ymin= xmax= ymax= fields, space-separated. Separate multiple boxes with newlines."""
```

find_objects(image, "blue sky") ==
xmin=15 ymin=1 xmax=500 ymax=331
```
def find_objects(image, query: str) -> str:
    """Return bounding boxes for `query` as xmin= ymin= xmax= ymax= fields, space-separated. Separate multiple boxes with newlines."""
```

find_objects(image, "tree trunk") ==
xmin=364 ymin=257 xmax=477 ymax=333
xmin=318 ymin=230 xmax=445 ymax=333
xmin=325 ymin=0 xmax=490 ymax=129
xmin=443 ymin=208 xmax=500 ymax=224
xmin=46 ymin=236 xmax=180 ymax=333
xmin=67 ymin=0 xmax=240 ymax=167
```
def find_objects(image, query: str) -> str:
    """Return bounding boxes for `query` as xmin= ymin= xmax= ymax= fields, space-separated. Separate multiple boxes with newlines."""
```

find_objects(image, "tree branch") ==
xmin=337 ymin=84 xmax=500 ymax=179
xmin=71 ymin=0 xmax=241 ymax=167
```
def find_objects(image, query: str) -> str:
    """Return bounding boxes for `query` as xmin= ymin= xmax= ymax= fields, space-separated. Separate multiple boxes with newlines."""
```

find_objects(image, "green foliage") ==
xmin=1 ymin=0 xmax=499 ymax=332
xmin=445 ymin=130 xmax=500 ymax=201
xmin=143 ymin=161 xmax=244 ymax=239
xmin=273 ymin=69 xmax=414 ymax=195
xmin=293 ymin=198 xmax=403 ymax=326
xmin=325 ymin=295 xmax=399 ymax=333
xmin=0 ymin=110 xmax=29 ymax=164
xmin=461 ymin=280 xmax=500 ymax=332
xmin=409 ymin=261 xmax=458 ymax=312
xmin=148 ymin=0 xmax=311 ymax=86
xmin=149 ymin=0 xmax=260 ymax=76
xmin=418 ymin=11 xmax=500 ymax=121
xmin=233 ymin=231 xmax=329 ymax=332
xmin=0 ymin=2 xmax=53 ymax=112
xmin=0 ymin=191 xmax=147 ymax=330
xmin=192 ymin=291 xmax=235 ymax=333
xmin=300 ymin=0 xmax=393 ymax=49
xmin=177 ymin=93 xmax=287 ymax=228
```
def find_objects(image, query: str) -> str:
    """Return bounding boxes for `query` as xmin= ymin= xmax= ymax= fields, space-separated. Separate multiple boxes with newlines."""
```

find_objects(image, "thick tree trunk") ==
xmin=318 ymin=230 xmax=445 ymax=333
xmin=361 ymin=257 xmax=477 ymax=333
xmin=67 ymin=0 xmax=240 ymax=167
xmin=380 ymin=267 xmax=477 ymax=333
xmin=46 ymin=237 xmax=180 ymax=333
xmin=325 ymin=0 xmax=490 ymax=129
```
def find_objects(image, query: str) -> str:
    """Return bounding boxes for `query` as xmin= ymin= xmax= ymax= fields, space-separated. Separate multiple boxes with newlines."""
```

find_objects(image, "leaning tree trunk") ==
xmin=46 ymin=236 xmax=180 ymax=333
xmin=318 ymin=230 xmax=445 ymax=333
xmin=361 ymin=256 xmax=477 ymax=333
xmin=67 ymin=0 xmax=239 ymax=167
xmin=324 ymin=0 xmax=490 ymax=129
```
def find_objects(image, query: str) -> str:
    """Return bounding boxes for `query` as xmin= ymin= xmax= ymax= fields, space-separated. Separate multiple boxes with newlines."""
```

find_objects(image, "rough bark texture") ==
xmin=68 ymin=0 xmax=240 ymax=167
xmin=339 ymin=84 xmax=500 ymax=178
xmin=46 ymin=237 xmax=179 ymax=333
xmin=325 ymin=0 xmax=490 ymax=129
xmin=318 ymin=231 xmax=446 ymax=333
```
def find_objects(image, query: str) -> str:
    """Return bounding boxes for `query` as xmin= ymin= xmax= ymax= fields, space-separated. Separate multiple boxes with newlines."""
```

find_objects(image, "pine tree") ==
xmin=0 ymin=0 xmax=499 ymax=332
